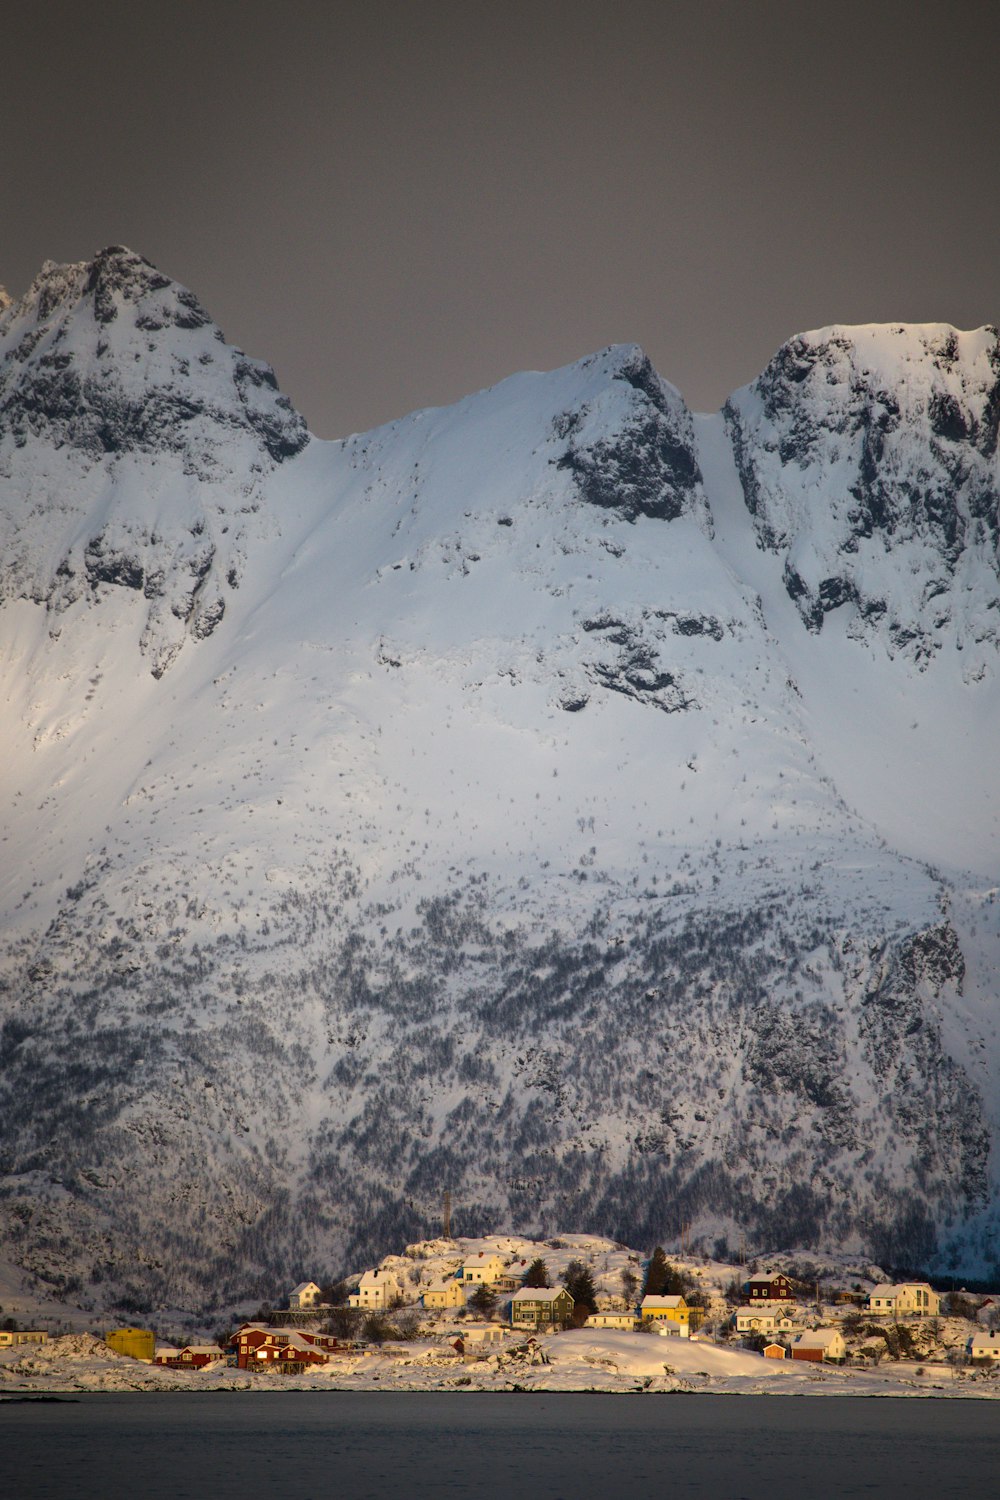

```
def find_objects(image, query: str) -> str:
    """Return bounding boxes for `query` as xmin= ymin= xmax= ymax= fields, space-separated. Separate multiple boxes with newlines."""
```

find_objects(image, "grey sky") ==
xmin=3 ymin=0 xmax=998 ymax=437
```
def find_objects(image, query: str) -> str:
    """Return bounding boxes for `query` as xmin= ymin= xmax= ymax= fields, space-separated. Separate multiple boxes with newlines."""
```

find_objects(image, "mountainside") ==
xmin=1 ymin=250 xmax=997 ymax=1320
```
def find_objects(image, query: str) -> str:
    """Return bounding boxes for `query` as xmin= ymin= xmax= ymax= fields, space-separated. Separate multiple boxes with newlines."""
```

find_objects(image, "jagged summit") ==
xmin=725 ymin=320 xmax=1000 ymax=665
xmin=0 ymin=245 xmax=309 ymax=463
xmin=0 ymin=246 xmax=312 ymax=676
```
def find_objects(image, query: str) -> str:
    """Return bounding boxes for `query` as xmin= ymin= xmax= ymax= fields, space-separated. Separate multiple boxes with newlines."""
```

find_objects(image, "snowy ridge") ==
xmin=0 ymin=251 xmax=998 ymax=1321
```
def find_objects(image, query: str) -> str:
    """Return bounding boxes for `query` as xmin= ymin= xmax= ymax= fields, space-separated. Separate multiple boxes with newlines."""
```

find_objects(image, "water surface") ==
xmin=3 ymin=1391 xmax=998 ymax=1499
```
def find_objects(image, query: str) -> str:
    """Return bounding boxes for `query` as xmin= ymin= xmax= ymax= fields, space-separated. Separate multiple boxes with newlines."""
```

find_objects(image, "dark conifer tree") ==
xmin=522 ymin=1258 xmax=550 ymax=1288
xmin=562 ymin=1259 xmax=598 ymax=1313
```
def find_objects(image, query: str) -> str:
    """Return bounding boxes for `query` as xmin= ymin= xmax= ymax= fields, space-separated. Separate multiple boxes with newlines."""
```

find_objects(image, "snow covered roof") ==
xmin=641 ymin=1295 xmax=685 ymax=1308
xmin=793 ymin=1328 xmax=841 ymax=1348
xmin=511 ymin=1286 xmax=569 ymax=1303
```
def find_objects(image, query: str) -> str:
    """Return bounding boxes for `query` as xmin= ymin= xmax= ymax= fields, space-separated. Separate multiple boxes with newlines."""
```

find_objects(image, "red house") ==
xmin=744 ymin=1273 xmax=794 ymax=1302
xmin=154 ymin=1343 xmax=224 ymax=1369
xmin=234 ymin=1323 xmax=337 ymax=1370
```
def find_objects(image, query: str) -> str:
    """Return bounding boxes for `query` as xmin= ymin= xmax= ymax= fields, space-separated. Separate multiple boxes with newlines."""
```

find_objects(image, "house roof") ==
xmin=290 ymin=1281 xmax=319 ymax=1296
xmin=870 ymin=1282 xmax=935 ymax=1297
xmin=358 ymin=1268 xmax=400 ymax=1286
xmin=511 ymin=1286 xmax=570 ymax=1303
xmin=641 ymin=1295 xmax=686 ymax=1309
xmin=746 ymin=1272 xmax=789 ymax=1285
xmin=793 ymin=1328 xmax=842 ymax=1348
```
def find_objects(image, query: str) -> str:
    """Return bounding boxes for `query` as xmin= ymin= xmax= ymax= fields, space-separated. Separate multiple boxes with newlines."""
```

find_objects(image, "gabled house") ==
xmin=640 ymin=1294 xmax=690 ymax=1328
xmin=422 ymin=1278 xmax=468 ymax=1310
xmin=734 ymin=1305 xmax=795 ymax=1334
xmin=744 ymin=1273 xmax=794 ymax=1303
xmin=495 ymin=1259 xmax=529 ymax=1293
xmin=790 ymin=1329 xmax=846 ymax=1363
xmin=510 ymin=1286 xmax=575 ymax=1327
xmin=867 ymin=1282 xmax=940 ymax=1317
xmin=967 ymin=1331 xmax=1000 ymax=1363
xmin=348 ymin=1269 xmax=403 ymax=1309
xmin=234 ymin=1324 xmax=334 ymax=1369
xmin=459 ymin=1253 xmax=507 ymax=1284
xmin=763 ymin=1342 xmax=787 ymax=1359
xmin=289 ymin=1281 xmax=323 ymax=1310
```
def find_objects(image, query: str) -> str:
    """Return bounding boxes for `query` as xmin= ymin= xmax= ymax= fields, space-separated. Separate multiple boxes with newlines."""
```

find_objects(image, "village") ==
xmin=3 ymin=1234 xmax=1000 ymax=1394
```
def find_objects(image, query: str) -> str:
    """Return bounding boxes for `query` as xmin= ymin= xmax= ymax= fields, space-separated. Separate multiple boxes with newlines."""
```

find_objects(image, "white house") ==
xmin=348 ymin=1269 xmax=403 ymax=1309
xmin=654 ymin=1319 xmax=689 ymax=1339
xmin=586 ymin=1311 xmax=639 ymax=1330
xmin=867 ymin=1282 xmax=940 ymax=1317
xmin=460 ymin=1253 xmax=507 ymax=1284
xmin=289 ymin=1281 xmax=323 ymax=1310
xmin=967 ymin=1331 xmax=1000 ymax=1362
xmin=790 ymin=1329 xmax=846 ymax=1363
xmin=734 ymin=1305 xmax=795 ymax=1334
xmin=460 ymin=1325 xmax=505 ymax=1346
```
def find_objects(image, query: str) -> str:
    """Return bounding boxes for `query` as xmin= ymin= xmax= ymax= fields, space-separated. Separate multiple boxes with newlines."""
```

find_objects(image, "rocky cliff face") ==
xmin=0 ymin=254 xmax=997 ymax=1316
xmin=725 ymin=323 xmax=1000 ymax=671
xmin=0 ymin=246 xmax=308 ymax=676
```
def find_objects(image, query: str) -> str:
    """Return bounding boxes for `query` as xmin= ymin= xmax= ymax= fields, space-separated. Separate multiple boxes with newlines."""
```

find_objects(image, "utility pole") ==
xmin=442 ymin=1189 xmax=452 ymax=1240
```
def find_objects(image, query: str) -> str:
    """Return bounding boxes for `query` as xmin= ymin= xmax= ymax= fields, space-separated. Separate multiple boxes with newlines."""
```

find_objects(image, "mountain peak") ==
xmin=0 ymin=246 xmax=309 ymax=465
xmin=725 ymin=319 xmax=1000 ymax=663
xmin=0 ymin=249 xmax=311 ymax=677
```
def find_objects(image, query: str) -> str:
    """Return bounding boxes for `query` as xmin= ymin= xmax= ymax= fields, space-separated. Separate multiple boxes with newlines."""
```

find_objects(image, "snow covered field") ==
xmin=2 ymin=1328 xmax=998 ymax=1399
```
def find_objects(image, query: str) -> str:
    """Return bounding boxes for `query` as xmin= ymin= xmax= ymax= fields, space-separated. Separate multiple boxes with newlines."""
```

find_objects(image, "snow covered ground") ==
xmin=2 ymin=1328 xmax=997 ymax=1399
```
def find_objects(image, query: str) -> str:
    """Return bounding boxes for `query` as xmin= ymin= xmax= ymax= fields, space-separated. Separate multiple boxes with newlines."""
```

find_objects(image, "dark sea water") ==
xmin=3 ymin=1391 xmax=999 ymax=1500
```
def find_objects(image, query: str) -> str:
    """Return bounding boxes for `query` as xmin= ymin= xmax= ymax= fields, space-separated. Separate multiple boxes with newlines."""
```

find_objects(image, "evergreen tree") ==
xmin=562 ymin=1259 xmax=597 ymax=1313
xmin=469 ymin=1283 xmax=498 ymax=1318
xmin=522 ymin=1258 xmax=550 ymax=1288
xmin=641 ymin=1247 xmax=670 ymax=1298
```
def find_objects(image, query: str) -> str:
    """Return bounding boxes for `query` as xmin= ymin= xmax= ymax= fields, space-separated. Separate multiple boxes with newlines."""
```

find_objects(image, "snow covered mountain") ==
xmin=0 ymin=248 xmax=997 ymax=1319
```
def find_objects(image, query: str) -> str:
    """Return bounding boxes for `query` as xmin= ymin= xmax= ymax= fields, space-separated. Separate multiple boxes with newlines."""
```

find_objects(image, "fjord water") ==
xmin=3 ymin=1393 xmax=998 ymax=1499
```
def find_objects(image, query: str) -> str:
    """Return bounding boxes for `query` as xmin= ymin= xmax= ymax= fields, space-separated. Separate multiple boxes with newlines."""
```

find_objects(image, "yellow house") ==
xmin=639 ymin=1295 xmax=690 ymax=1328
xmin=422 ymin=1279 xmax=467 ymax=1309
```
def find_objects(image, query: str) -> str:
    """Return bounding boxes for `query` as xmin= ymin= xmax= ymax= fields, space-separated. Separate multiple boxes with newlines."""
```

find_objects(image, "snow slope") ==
xmin=0 ymin=252 xmax=997 ymax=1318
